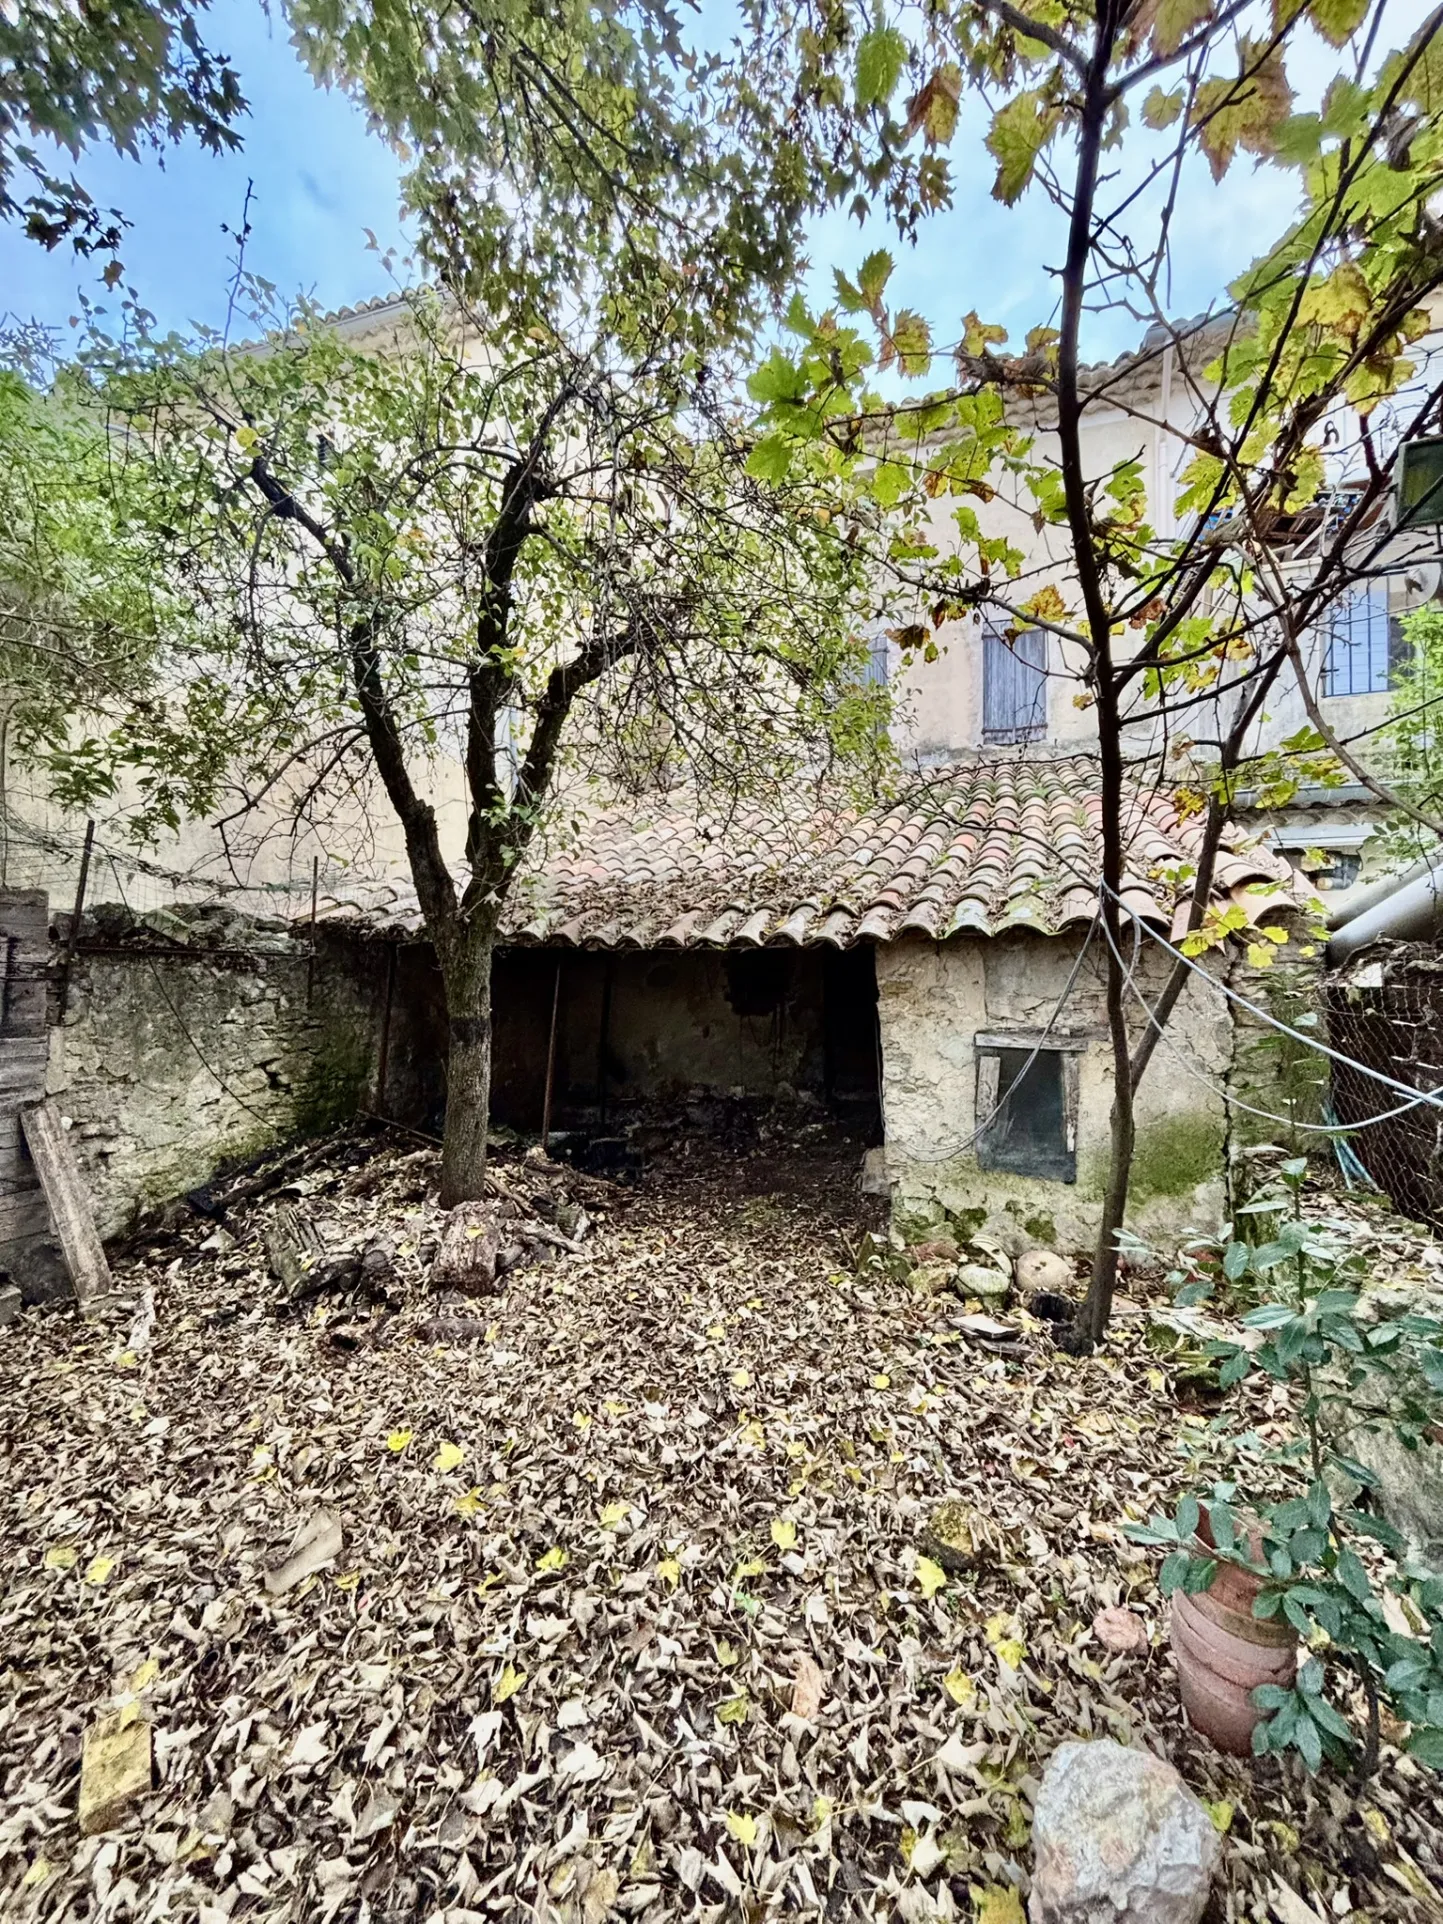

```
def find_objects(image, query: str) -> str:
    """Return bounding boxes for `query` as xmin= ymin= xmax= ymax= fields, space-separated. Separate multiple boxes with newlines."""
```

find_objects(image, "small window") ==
xmin=976 ymin=1045 xmax=1077 ymax=1182
xmin=982 ymin=623 xmax=1046 ymax=744
xmin=1321 ymin=583 xmax=1407 ymax=696
xmin=1300 ymin=848 xmax=1362 ymax=893
xmin=863 ymin=630 xmax=891 ymax=686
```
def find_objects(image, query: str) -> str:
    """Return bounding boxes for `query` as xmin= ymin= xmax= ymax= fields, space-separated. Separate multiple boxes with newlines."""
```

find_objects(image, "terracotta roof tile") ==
xmin=316 ymin=757 xmax=1297 ymax=949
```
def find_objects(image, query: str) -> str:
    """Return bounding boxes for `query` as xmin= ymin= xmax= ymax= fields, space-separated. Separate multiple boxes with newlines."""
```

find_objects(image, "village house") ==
xmin=0 ymin=755 xmax=1306 ymax=1297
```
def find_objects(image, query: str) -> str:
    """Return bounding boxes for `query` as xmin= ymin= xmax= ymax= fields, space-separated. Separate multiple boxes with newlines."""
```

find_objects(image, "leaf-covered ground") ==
xmin=2 ymin=1125 xmax=1440 ymax=1923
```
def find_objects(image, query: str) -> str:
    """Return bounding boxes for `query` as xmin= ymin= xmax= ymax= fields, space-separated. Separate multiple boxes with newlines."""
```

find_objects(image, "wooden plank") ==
xmin=0 ymin=1187 xmax=52 ymax=1245
xmin=0 ymin=1037 xmax=49 ymax=1099
xmin=20 ymin=1102 xmax=112 ymax=1308
xmin=0 ymin=888 xmax=49 ymax=1039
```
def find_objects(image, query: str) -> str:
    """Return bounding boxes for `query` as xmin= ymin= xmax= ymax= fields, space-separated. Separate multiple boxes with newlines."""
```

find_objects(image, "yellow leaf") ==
xmin=599 ymin=1500 xmax=631 ymax=1529
xmin=970 ymin=1882 xmax=1025 ymax=1924
xmin=737 ymin=1419 xmax=765 ymax=1448
xmin=985 ymin=1613 xmax=1027 ymax=1667
xmin=455 ymin=1487 xmax=485 ymax=1517
xmin=130 ymin=1658 xmax=159 ymax=1692
xmin=725 ymin=1810 xmax=757 ymax=1846
xmin=1203 ymin=1799 xmax=1234 ymax=1834
xmin=536 ymin=1546 xmax=568 ymax=1573
xmin=735 ymin=1555 xmax=767 ymax=1578
xmin=657 ymin=1557 xmax=681 ymax=1588
xmin=433 ymin=1439 xmax=465 ymax=1473
xmin=770 ymin=1518 xmax=798 ymax=1552
xmin=731 ymin=1368 xmax=753 ymax=1389
xmin=334 ymin=1569 xmax=362 ymax=1591
xmin=386 ymin=1429 xmax=414 ymax=1453
xmin=44 ymin=1544 xmax=78 ymax=1571
xmin=1361 ymin=1805 xmax=1389 ymax=1845
xmin=84 ymin=1555 xmax=116 ymax=1585
xmin=493 ymin=1663 xmax=527 ymax=1704
xmin=716 ymin=1639 xmax=740 ymax=1666
xmin=717 ymin=1693 xmax=749 ymax=1725
xmin=811 ymin=1794 xmax=833 ymax=1830
xmin=21 ymin=1859 xmax=51 ymax=1890
xmin=603 ymin=1399 xmax=627 ymax=1416
xmin=917 ymin=1556 xmax=947 ymax=1599
xmin=235 ymin=424 xmax=257 ymax=449
xmin=873 ymin=1373 xmax=891 ymax=1390
xmin=943 ymin=1665 xmax=976 ymax=1707
xmin=114 ymin=1350 xmax=138 ymax=1369
xmin=573 ymin=1410 xmax=591 ymax=1430
xmin=706 ymin=1324 xmax=725 ymax=1340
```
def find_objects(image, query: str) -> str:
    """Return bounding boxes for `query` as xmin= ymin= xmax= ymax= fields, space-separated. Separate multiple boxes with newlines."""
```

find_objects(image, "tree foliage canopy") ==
xmin=0 ymin=0 xmax=245 ymax=262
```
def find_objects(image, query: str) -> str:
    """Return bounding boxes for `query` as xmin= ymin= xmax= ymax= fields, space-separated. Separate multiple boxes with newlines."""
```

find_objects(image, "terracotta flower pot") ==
xmin=1169 ymin=1510 xmax=1297 ymax=1756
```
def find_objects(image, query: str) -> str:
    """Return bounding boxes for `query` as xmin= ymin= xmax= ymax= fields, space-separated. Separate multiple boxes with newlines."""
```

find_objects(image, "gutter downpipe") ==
xmin=1327 ymin=857 xmax=1443 ymax=965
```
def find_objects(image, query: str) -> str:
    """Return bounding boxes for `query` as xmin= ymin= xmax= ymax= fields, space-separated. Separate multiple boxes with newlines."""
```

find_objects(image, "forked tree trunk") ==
xmin=439 ymin=922 xmax=497 ymax=1207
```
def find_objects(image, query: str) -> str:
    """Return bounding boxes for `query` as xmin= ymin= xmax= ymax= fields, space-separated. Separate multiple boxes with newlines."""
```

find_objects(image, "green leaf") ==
xmin=1159 ymin=1549 xmax=1191 ymax=1594
xmin=1141 ymin=86 xmax=1184 ymax=130
xmin=985 ymin=90 xmax=1057 ymax=205
xmin=855 ymin=28 xmax=907 ymax=111
xmin=858 ymin=249 xmax=894 ymax=308
xmin=1308 ymin=0 xmax=1370 ymax=45
xmin=1294 ymin=1707 xmax=1323 ymax=1772
xmin=745 ymin=434 xmax=793 ymax=484
xmin=1152 ymin=0 xmax=1211 ymax=55
xmin=1406 ymin=1726 xmax=1443 ymax=1769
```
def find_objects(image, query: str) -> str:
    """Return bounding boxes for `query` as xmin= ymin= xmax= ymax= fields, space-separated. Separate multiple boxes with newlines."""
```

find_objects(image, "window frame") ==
xmin=974 ymin=1033 xmax=1081 ymax=1183
xmin=981 ymin=621 xmax=1047 ymax=745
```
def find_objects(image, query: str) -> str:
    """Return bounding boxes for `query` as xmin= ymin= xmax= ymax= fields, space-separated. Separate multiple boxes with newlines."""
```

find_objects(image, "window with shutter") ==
xmin=982 ymin=623 xmax=1047 ymax=744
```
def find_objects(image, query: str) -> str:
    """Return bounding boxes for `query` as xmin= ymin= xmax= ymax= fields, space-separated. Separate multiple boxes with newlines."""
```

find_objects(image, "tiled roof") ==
xmin=316 ymin=757 xmax=1297 ymax=950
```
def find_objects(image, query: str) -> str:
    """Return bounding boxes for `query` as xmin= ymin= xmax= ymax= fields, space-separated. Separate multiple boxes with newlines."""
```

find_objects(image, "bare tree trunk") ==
xmin=439 ymin=920 xmax=496 ymax=1207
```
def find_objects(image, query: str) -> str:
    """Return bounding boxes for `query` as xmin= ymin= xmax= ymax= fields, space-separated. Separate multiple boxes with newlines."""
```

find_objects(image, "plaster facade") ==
xmin=875 ymin=929 xmax=1234 ymax=1255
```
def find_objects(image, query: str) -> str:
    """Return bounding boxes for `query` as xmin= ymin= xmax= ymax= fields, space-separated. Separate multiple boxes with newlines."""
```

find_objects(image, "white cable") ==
xmin=1100 ymin=880 xmax=1443 ymax=1114
xmin=1096 ymin=904 xmax=1440 ymax=1134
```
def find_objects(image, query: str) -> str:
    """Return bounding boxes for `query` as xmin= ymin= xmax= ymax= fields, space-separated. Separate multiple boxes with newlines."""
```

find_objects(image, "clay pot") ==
xmin=1169 ymin=1512 xmax=1297 ymax=1756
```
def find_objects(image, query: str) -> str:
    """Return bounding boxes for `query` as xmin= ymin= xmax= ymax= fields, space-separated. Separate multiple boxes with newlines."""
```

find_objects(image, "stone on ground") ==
xmin=1029 ymin=1739 xmax=1219 ymax=1924
xmin=956 ymin=1261 xmax=1010 ymax=1302
xmin=909 ymin=1260 xmax=958 ymax=1296
xmin=1015 ymin=1248 xmax=1073 ymax=1296
xmin=79 ymin=1708 xmax=152 ymax=1834
xmin=0 ymin=1284 xmax=20 ymax=1326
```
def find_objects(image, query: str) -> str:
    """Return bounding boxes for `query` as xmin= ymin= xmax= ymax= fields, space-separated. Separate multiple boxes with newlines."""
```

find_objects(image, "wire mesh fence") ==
xmin=1328 ymin=944 xmax=1443 ymax=1230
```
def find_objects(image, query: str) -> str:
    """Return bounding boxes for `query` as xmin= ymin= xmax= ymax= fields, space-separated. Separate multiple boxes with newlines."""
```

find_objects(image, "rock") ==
xmin=910 ymin=1260 xmax=958 ymax=1297
xmin=432 ymin=1203 xmax=501 ymax=1293
xmin=1092 ymin=1606 xmax=1149 ymax=1656
xmin=0 ymin=1284 xmax=20 ymax=1326
xmin=1016 ymin=1248 xmax=1073 ymax=1295
xmin=1029 ymin=1739 xmax=1219 ymax=1924
xmin=79 ymin=1708 xmax=153 ymax=1834
xmin=909 ymin=1237 xmax=961 ymax=1266
xmin=859 ymin=1146 xmax=890 ymax=1196
xmin=854 ymin=1230 xmax=912 ymax=1284
xmin=923 ymin=1498 xmax=996 ymax=1574
xmin=955 ymin=1262 xmax=1011 ymax=1303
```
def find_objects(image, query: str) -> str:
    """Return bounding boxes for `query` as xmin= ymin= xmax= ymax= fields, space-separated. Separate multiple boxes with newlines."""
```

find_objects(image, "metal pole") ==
xmin=375 ymin=942 xmax=397 ymax=1119
xmin=59 ymin=818 xmax=95 ymax=1019
xmin=540 ymin=958 xmax=562 ymax=1152
xmin=596 ymin=953 xmax=613 ymax=1129
xmin=306 ymin=853 xmax=320 ymax=1007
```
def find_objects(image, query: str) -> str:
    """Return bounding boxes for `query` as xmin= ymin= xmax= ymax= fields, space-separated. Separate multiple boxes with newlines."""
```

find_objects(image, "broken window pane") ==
xmin=976 ymin=1047 xmax=1075 ymax=1182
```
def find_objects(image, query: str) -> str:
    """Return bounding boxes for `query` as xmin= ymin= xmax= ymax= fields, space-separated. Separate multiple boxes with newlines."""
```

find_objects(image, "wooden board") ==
xmin=20 ymin=1102 xmax=112 ymax=1308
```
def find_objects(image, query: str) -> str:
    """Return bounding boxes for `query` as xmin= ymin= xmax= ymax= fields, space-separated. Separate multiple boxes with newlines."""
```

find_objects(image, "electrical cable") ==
xmin=1098 ymin=879 xmax=1443 ymax=1113
xmin=1095 ymin=901 xmax=1442 ymax=1135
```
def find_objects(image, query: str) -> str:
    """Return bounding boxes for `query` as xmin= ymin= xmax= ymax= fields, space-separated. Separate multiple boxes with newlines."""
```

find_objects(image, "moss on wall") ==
xmin=293 ymin=1020 xmax=375 ymax=1135
xmin=1125 ymin=1111 xmax=1226 ymax=1203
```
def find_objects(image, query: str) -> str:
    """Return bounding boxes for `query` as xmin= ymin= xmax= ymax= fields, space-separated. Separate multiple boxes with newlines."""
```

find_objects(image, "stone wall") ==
xmin=43 ymin=906 xmax=432 ymax=1238
xmin=876 ymin=928 xmax=1234 ymax=1256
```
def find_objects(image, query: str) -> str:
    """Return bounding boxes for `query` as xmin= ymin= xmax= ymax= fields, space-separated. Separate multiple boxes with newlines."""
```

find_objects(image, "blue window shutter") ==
xmin=983 ymin=623 xmax=1047 ymax=743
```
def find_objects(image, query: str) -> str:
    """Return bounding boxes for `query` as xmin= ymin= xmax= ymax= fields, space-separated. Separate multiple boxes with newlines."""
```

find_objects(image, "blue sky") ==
xmin=2 ymin=0 xmax=1410 ymax=364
